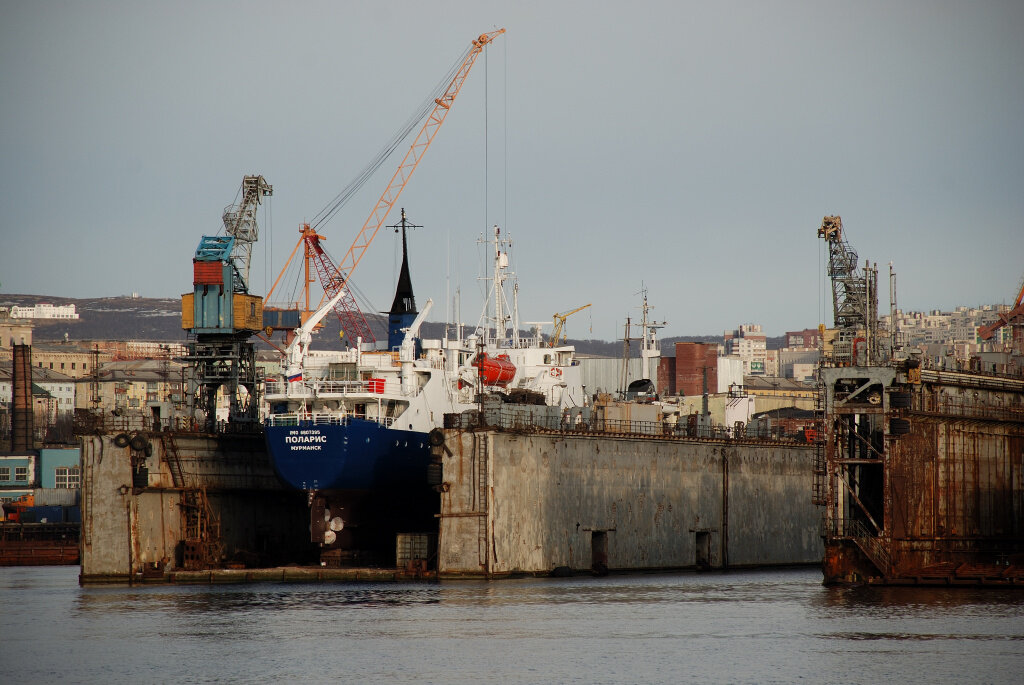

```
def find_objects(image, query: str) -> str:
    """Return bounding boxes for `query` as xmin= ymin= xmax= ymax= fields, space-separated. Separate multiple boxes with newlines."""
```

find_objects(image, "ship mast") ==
xmin=477 ymin=225 xmax=517 ymax=347
xmin=638 ymin=287 xmax=665 ymax=381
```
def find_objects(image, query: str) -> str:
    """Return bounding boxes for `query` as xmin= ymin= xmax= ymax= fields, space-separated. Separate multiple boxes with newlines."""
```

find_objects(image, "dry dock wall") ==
xmin=80 ymin=432 xmax=307 ymax=582
xmin=439 ymin=430 xmax=822 ymax=577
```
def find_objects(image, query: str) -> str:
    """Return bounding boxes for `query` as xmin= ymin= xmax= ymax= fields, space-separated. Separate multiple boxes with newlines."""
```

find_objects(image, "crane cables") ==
xmin=308 ymin=43 xmax=474 ymax=232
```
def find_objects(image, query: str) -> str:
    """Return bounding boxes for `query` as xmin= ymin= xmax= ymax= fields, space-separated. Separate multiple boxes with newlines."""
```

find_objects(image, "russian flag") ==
xmin=287 ymin=371 xmax=303 ymax=383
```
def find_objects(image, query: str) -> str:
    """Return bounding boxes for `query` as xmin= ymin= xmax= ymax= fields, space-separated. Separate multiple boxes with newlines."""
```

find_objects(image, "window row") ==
xmin=0 ymin=466 xmax=29 ymax=482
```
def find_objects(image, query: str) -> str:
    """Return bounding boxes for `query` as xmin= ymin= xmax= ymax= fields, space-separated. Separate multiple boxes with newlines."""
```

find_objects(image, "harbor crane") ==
xmin=264 ymin=29 xmax=506 ymax=345
xmin=977 ymin=275 xmax=1024 ymax=343
xmin=550 ymin=304 xmax=591 ymax=347
xmin=222 ymin=175 xmax=273 ymax=290
xmin=817 ymin=215 xmax=878 ymax=365
xmin=181 ymin=175 xmax=272 ymax=431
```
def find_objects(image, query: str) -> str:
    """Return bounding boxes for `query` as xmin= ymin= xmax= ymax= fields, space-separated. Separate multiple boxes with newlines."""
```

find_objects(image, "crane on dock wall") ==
xmin=264 ymin=29 xmax=506 ymax=346
xmin=817 ymin=216 xmax=879 ymax=365
xmin=181 ymin=175 xmax=273 ymax=431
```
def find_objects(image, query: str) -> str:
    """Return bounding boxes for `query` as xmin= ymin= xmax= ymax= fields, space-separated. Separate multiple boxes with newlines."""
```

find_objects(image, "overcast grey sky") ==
xmin=2 ymin=1 xmax=1022 ymax=340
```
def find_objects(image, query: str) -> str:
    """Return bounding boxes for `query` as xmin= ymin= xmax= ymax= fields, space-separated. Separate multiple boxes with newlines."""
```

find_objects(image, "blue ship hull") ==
xmin=264 ymin=418 xmax=432 ymax=494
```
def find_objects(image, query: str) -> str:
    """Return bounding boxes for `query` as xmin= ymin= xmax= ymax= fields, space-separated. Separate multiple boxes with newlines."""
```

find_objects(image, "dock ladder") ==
xmin=475 ymin=433 xmax=489 ymax=568
xmin=160 ymin=432 xmax=223 ymax=569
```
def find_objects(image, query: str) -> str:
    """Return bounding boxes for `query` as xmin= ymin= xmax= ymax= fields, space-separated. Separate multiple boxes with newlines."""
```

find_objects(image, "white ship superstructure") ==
xmin=265 ymin=224 xmax=585 ymax=433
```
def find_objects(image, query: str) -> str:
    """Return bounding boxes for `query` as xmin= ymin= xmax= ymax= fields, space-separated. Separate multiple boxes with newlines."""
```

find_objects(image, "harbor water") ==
xmin=1 ymin=566 xmax=1022 ymax=683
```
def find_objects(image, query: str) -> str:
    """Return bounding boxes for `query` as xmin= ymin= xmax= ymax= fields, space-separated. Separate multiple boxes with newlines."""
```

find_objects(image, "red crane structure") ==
xmin=977 ymin=275 xmax=1024 ymax=344
xmin=265 ymin=29 xmax=505 ymax=344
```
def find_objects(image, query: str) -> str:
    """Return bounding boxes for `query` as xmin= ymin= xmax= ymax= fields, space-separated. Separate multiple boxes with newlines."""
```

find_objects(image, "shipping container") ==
xmin=263 ymin=308 xmax=301 ymax=330
xmin=22 ymin=506 xmax=64 ymax=523
xmin=33 ymin=489 xmax=80 ymax=507
xmin=193 ymin=260 xmax=225 ymax=285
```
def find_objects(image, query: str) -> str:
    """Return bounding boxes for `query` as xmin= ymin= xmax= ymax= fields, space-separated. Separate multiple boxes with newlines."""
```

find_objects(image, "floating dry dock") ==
xmin=79 ymin=405 xmax=823 ymax=583
xmin=438 ymin=408 xmax=821 ymax=577
xmin=819 ymin=363 xmax=1024 ymax=586
xmin=79 ymin=428 xmax=309 ymax=584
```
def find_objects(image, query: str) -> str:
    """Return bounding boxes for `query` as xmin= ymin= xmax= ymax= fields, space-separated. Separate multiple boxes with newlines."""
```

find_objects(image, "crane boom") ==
xmin=978 ymin=275 xmax=1024 ymax=341
xmin=222 ymin=175 xmax=273 ymax=292
xmin=817 ymin=215 xmax=879 ymax=365
xmin=320 ymin=29 xmax=505 ymax=308
xmin=551 ymin=304 xmax=591 ymax=347
xmin=817 ymin=215 xmax=869 ymax=330
xmin=306 ymin=227 xmax=375 ymax=343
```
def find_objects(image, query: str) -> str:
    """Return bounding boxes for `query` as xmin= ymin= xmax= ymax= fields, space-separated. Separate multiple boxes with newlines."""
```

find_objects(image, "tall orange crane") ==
xmin=265 ymin=29 xmax=505 ymax=344
xmin=978 ymin=275 xmax=1024 ymax=342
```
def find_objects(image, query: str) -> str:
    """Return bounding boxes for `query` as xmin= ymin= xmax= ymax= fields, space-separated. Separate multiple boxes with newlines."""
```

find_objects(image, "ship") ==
xmin=264 ymin=223 xmax=586 ymax=565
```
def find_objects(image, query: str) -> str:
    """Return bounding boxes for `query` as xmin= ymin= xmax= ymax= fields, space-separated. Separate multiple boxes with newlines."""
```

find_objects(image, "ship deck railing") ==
xmin=265 ymin=378 xmax=411 ymax=398
xmin=265 ymin=412 xmax=397 ymax=428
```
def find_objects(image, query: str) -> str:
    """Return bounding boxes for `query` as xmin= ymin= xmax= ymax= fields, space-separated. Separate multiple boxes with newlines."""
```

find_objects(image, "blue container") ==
xmin=23 ymin=505 xmax=64 ymax=523
xmin=64 ymin=505 xmax=82 ymax=523
xmin=264 ymin=308 xmax=300 ymax=330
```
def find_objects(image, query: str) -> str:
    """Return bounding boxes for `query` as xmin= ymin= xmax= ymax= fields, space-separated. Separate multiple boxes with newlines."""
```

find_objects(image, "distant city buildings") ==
xmin=0 ymin=308 xmax=33 ymax=350
xmin=785 ymin=328 xmax=823 ymax=349
xmin=6 ymin=303 xmax=79 ymax=320
xmin=0 ymin=297 xmax=1017 ymax=447
xmin=724 ymin=324 xmax=767 ymax=376
xmin=884 ymin=304 xmax=1014 ymax=347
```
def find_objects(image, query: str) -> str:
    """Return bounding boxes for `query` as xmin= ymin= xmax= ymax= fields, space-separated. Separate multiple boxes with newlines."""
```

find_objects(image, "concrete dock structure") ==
xmin=438 ymin=427 xmax=822 ymax=577
xmin=80 ymin=430 xmax=308 ymax=583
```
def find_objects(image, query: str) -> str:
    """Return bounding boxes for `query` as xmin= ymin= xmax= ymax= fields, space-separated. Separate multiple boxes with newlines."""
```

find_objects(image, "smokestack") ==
xmin=11 ymin=344 xmax=33 ymax=452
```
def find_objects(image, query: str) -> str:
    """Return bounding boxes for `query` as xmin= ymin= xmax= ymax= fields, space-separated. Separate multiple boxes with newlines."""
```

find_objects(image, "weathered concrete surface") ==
xmin=439 ymin=430 xmax=822 ymax=577
xmin=80 ymin=432 xmax=308 ymax=582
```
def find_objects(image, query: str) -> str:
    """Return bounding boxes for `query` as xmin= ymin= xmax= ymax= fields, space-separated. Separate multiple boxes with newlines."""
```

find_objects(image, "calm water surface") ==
xmin=1 ymin=566 xmax=1021 ymax=683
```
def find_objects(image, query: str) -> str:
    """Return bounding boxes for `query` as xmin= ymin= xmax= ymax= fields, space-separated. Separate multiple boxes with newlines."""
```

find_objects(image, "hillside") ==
xmin=2 ymin=293 xmax=776 ymax=354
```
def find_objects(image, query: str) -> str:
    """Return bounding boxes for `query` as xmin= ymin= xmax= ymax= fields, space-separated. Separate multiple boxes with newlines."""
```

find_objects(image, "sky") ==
xmin=2 ymin=1 xmax=1022 ymax=341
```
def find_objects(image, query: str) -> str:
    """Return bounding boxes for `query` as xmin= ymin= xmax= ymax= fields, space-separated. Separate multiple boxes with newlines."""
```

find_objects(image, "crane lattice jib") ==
xmin=222 ymin=175 xmax=272 ymax=293
xmin=977 ymin=275 xmax=1024 ymax=341
xmin=320 ymin=29 xmax=505 ymax=308
xmin=818 ymin=215 xmax=867 ymax=329
xmin=306 ymin=232 xmax=376 ymax=343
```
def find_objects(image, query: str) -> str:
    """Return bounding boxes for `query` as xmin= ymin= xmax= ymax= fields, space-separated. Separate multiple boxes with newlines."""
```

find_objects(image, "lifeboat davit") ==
xmin=472 ymin=353 xmax=516 ymax=387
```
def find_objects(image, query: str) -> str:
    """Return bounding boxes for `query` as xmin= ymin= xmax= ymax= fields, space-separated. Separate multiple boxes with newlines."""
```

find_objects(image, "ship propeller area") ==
xmin=323 ymin=509 xmax=345 ymax=545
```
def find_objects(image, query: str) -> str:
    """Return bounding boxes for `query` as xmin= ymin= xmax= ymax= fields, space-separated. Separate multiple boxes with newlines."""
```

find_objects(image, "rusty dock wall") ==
xmin=820 ymin=365 xmax=1024 ymax=586
xmin=80 ymin=431 xmax=308 ymax=583
xmin=438 ymin=428 xmax=822 ymax=577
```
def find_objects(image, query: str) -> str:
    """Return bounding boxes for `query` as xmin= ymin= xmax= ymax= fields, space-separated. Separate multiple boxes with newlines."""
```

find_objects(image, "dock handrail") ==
xmin=843 ymin=518 xmax=891 ymax=577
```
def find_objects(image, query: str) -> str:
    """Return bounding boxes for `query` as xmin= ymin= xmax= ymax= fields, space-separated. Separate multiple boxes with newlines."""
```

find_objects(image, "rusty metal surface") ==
xmin=0 ymin=523 xmax=80 ymax=566
xmin=821 ymin=364 xmax=1024 ymax=586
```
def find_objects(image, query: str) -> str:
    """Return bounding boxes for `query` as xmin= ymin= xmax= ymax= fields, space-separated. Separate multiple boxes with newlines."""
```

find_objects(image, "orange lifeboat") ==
xmin=472 ymin=353 xmax=516 ymax=387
